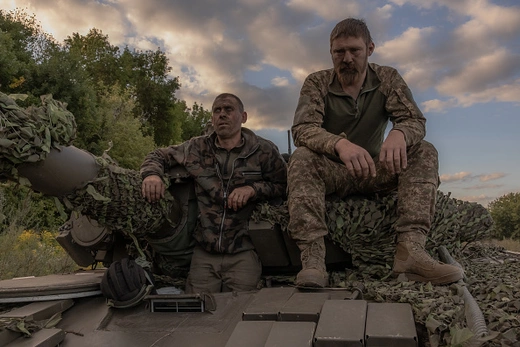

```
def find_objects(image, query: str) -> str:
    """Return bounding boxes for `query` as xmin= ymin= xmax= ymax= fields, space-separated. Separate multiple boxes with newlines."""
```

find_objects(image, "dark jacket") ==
xmin=140 ymin=128 xmax=287 ymax=254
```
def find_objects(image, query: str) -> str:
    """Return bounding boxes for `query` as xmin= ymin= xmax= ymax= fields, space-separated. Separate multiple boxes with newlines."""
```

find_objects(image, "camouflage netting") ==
xmin=0 ymin=92 xmax=77 ymax=179
xmin=252 ymin=192 xmax=494 ymax=278
xmin=1 ymin=92 xmax=518 ymax=346
xmin=59 ymin=155 xmax=175 ymax=238
xmin=331 ymin=243 xmax=519 ymax=347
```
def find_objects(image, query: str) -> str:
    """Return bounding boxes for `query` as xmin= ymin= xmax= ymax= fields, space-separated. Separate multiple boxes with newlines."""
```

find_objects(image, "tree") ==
xmin=97 ymin=86 xmax=155 ymax=170
xmin=129 ymin=48 xmax=182 ymax=146
xmin=1 ymin=9 xmax=209 ymax=151
xmin=177 ymin=100 xmax=212 ymax=141
xmin=488 ymin=192 xmax=520 ymax=240
xmin=0 ymin=9 xmax=51 ymax=94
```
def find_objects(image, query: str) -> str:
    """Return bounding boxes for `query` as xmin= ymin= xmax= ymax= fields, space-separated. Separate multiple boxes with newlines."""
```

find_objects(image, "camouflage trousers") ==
xmin=287 ymin=140 xmax=439 ymax=243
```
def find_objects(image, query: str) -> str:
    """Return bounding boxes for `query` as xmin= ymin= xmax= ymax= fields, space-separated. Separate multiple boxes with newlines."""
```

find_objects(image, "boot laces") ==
xmin=301 ymin=241 xmax=325 ymax=269
xmin=409 ymin=242 xmax=436 ymax=266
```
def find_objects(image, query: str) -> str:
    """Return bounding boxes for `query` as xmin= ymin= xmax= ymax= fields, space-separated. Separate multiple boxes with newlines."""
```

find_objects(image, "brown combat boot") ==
xmin=393 ymin=232 xmax=463 ymax=285
xmin=295 ymin=237 xmax=328 ymax=288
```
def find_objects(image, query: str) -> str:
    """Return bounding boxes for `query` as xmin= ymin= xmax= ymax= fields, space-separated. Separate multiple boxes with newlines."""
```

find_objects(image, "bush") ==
xmin=0 ymin=182 xmax=66 ymax=233
xmin=488 ymin=192 xmax=520 ymax=240
xmin=0 ymin=182 xmax=77 ymax=280
xmin=0 ymin=228 xmax=78 ymax=280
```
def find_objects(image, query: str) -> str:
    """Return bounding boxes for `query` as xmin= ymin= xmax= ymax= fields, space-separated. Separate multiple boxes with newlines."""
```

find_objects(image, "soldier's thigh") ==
xmin=221 ymin=250 xmax=262 ymax=292
xmin=184 ymin=246 xmax=222 ymax=293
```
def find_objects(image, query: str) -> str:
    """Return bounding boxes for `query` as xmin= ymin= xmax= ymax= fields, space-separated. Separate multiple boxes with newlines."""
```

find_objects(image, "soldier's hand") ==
xmin=228 ymin=186 xmax=255 ymax=211
xmin=335 ymin=139 xmax=376 ymax=179
xmin=142 ymin=175 xmax=165 ymax=203
xmin=379 ymin=130 xmax=407 ymax=175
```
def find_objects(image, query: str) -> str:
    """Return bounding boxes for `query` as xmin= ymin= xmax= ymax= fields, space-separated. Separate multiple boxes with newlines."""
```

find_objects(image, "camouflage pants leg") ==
xmin=287 ymin=140 xmax=439 ymax=242
xmin=394 ymin=140 xmax=439 ymax=237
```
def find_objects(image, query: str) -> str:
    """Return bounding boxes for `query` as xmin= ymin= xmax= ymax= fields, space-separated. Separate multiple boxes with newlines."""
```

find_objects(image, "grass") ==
xmin=0 ymin=186 xmax=78 ymax=280
xmin=0 ymin=228 xmax=78 ymax=280
xmin=491 ymin=238 xmax=520 ymax=252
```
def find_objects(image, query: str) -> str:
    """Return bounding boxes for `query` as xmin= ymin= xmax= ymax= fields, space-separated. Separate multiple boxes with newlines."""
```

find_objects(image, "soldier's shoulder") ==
xmin=369 ymin=63 xmax=400 ymax=80
xmin=306 ymin=68 xmax=333 ymax=81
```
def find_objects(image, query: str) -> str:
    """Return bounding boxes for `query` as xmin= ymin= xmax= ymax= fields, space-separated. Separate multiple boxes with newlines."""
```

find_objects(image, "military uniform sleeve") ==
xmin=382 ymin=68 xmax=426 ymax=147
xmin=140 ymin=142 xmax=188 ymax=179
xmin=291 ymin=71 xmax=345 ymax=157
xmin=251 ymin=141 xmax=287 ymax=200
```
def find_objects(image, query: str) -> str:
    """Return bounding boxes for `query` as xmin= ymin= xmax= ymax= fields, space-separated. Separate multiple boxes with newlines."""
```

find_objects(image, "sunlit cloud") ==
xmin=462 ymin=184 xmax=503 ymax=190
xmin=376 ymin=4 xmax=394 ymax=19
xmin=479 ymin=173 xmax=506 ymax=182
xmin=286 ymin=0 xmax=361 ymax=21
xmin=440 ymin=171 xmax=472 ymax=183
xmin=271 ymin=77 xmax=289 ymax=87
xmin=459 ymin=194 xmax=493 ymax=206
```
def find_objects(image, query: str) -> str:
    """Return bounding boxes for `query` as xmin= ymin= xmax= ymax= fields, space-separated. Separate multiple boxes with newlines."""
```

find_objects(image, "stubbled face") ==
xmin=331 ymin=35 xmax=374 ymax=87
xmin=211 ymin=97 xmax=246 ymax=140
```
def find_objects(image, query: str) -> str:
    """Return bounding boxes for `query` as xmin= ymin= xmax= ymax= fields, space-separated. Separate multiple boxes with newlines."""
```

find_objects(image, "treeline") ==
xmin=0 ymin=9 xmax=211 ymax=237
xmin=488 ymin=192 xmax=520 ymax=241
xmin=0 ymin=9 xmax=211 ymax=170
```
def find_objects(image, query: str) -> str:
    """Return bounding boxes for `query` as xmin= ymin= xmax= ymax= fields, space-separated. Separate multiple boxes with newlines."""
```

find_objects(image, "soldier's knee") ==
xmin=289 ymin=147 xmax=319 ymax=167
xmin=409 ymin=140 xmax=438 ymax=166
xmin=419 ymin=140 xmax=438 ymax=157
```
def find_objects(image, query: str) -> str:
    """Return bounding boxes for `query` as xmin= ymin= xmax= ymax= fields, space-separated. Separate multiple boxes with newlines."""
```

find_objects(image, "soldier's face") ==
xmin=331 ymin=35 xmax=374 ymax=87
xmin=211 ymin=97 xmax=247 ymax=140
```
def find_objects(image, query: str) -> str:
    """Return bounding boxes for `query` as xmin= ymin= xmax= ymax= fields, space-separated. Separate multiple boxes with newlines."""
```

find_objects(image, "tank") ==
xmin=1 ymin=92 xmax=518 ymax=347
xmin=1 ymin=221 xmax=519 ymax=347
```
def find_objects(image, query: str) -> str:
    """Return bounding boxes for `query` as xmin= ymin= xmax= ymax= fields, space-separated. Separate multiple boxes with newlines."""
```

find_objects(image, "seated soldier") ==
xmin=288 ymin=18 xmax=463 ymax=287
xmin=141 ymin=93 xmax=287 ymax=293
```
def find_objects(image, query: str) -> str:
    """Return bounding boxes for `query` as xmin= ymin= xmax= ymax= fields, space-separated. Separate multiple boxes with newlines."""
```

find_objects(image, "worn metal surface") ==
xmin=365 ymin=302 xmax=418 ymax=346
xmin=0 ymin=273 xmax=421 ymax=347
xmin=0 ymin=272 xmax=104 ymax=302
xmin=17 ymin=146 xmax=99 ymax=197
xmin=9 ymin=328 xmax=65 ymax=347
xmin=314 ymin=300 xmax=367 ymax=347
xmin=278 ymin=292 xmax=330 ymax=322
xmin=242 ymin=287 xmax=295 ymax=321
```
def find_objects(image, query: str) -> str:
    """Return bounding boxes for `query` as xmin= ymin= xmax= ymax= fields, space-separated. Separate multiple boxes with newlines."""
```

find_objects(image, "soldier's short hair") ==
xmin=213 ymin=93 xmax=245 ymax=113
xmin=330 ymin=18 xmax=373 ymax=48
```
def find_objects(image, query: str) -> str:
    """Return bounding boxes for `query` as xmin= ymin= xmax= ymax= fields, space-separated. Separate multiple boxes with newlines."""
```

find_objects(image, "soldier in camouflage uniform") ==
xmin=288 ymin=18 xmax=463 ymax=287
xmin=141 ymin=93 xmax=287 ymax=293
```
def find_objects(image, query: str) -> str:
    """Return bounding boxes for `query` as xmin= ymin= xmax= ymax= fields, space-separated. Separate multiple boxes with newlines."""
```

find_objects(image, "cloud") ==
xmin=440 ymin=171 xmax=472 ymax=183
xmin=375 ymin=4 xmax=394 ymax=19
xmin=2 ymin=0 xmax=519 ymax=128
xmin=440 ymin=172 xmax=507 ymax=184
xmin=286 ymin=0 xmax=361 ymax=21
xmin=436 ymin=50 xmax=520 ymax=95
xmin=458 ymin=194 xmax=493 ymax=206
xmin=271 ymin=77 xmax=290 ymax=87
xmin=462 ymin=184 xmax=503 ymax=190
xmin=4 ymin=0 xmax=128 ymax=44
xmin=422 ymin=98 xmax=457 ymax=113
xmin=479 ymin=173 xmax=506 ymax=182
xmin=377 ymin=0 xmax=520 ymax=112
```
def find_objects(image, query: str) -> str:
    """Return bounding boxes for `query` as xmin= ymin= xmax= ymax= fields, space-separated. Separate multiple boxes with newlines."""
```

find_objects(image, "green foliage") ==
xmin=0 ymin=229 xmax=77 ymax=280
xmin=0 ymin=10 xmax=196 ymax=152
xmin=0 ymin=9 xmax=48 ymax=92
xmin=179 ymin=101 xmax=212 ymax=141
xmin=97 ymin=86 xmax=155 ymax=170
xmin=129 ymin=48 xmax=182 ymax=146
xmin=488 ymin=192 xmax=520 ymax=240
xmin=0 ymin=183 xmax=66 ymax=233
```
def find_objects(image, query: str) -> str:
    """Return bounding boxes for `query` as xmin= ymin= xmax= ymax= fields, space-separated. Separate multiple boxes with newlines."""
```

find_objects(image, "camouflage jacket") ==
xmin=140 ymin=128 xmax=287 ymax=254
xmin=292 ymin=63 xmax=426 ymax=159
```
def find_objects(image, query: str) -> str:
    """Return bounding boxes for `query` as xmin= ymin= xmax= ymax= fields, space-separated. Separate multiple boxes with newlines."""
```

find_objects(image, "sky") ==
xmin=1 ymin=0 xmax=519 ymax=207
